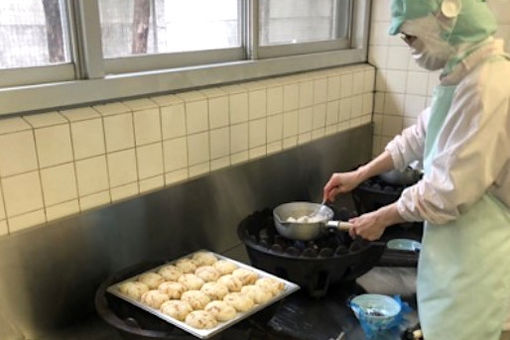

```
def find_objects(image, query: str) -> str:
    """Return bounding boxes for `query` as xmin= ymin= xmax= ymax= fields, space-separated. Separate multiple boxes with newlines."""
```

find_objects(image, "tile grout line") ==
xmin=98 ymin=112 xmax=114 ymax=205
xmin=28 ymin=125 xmax=48 ymax=226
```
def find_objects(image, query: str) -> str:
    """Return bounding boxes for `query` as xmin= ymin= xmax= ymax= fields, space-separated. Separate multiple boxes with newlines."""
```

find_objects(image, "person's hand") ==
xmin=323 ymin=170 xmax=363 ymax=202
xmin=348 ymin=203 xmax=405 ymax=241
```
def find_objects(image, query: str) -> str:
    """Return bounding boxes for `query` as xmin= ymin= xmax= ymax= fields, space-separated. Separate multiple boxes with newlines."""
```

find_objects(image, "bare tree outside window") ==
xmin=132 ymin=0 xmax=151 ymax=54
xmin=42 ymin=0 xmax=65 ymax=63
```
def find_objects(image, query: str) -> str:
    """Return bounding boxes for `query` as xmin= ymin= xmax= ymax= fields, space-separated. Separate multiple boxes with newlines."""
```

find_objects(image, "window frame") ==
xmin=0 ymin=0 xmax=371 ymax=116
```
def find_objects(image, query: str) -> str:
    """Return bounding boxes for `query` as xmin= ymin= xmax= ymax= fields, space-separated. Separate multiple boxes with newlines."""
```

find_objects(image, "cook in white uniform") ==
xmin=323 ymin=0 xmax=510 ymax=339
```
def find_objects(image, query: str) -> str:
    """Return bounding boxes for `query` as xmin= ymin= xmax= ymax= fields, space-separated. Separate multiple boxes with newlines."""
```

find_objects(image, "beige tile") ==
xmin=161 ymin=104 xmax=186 ymax=140
xmin=283 ymin=110 xmax=298 ymax=138
xmin=71 ymin=119 xmax=105 ymax=159
xmin=35 ymin=124 xmax=73 ymax=168
xmin=23 ymin=112 xmax=67 ymax=128
xmin=107 ymin=149 xmax=138 ymax=187
xmin=267 ymin=141 xmax=282 ymax=155
xmin=311 ymin=128 xmax=326 ymax=141
xmin=353 ymin=71 xmax=365 ymax=95
xmin=75 ymin=156 xmax=109 ymax=196
xmin=8 ymin=209 xmax=45 ymax=233
xmin=339 ymin=98 xmax=352 ymax=121
xmin=0 ymin=130 xmax=38 ymax=177
xmin=362 ymin=93 xmax=374 ymax=115
xmin=165 ymin=169 xmax=188 ymax=186
xmin=298 ymin=108 xmax=313 ymax=134
xmin=325 ymin=125 xmax=337 ymax=136
xmin=40 ymin=163 xmax=77 ymax=206
xmin=209 ymin=96 xmax=229 ymax=129
xmin=187 ymin=132 xmax=209 ymax=166
xmin=136 ymin=143 xmax=163 ymax=179
xmin=163 ymin=137 xmax=188 ymax=172
xmin=103 ymin=113 xmax=135 ymax=152
xmin=326 ymin=101 xmax=339 ymax=126
xmin=139 ymin=175 xmax=164 ymax=193
xmin=0 ymin=220 xmax=7 ymax=236
xmin=312 ymin=104 xmax=326 ymax=130
xmin=176 ymin=90 xmax=206 ymax=102
xmin=249 ymin=146 xmax=266 ymax=160
xmin=133 ymin=108 xmax=161 ymax=146
xmin=267 ymin=86 xmax=283 ymax=115
xmin=111 ymin=182 xmax=139 ymax=202
xmin=200 ymin=87 xmax=226 ymax=98
xmin=46 ymin=200 xmax=79 ymax=221
xmin=189 ymin=162 xmax=210 ymax=178
xmin=210 ymin=157 xmax=230 ymax=171
xmin=351 ymin=95 xmax=364 ymax=118
xmin=60 ymin=107 xmax=100 ymax=122
xmin=283 ymin=84 xmax=299 ymax=112
xmin=0 ymin=188 xmax=4 ymax=220
xmin=220 ymin=84 xmax=245 ymax=94
xmin=230 ymin=151 xmax=248 ymax=165
xmin=210 ymin=127 xmax=229 ymax=160
xmin=299 ymin=81 xmax=313 ymax=108
xmin=230 ymin=123 xmax=248 ymax=154
xmin=283 ymin=136 xmax=298 ymax=149
xmin=267 ymin=114 xmax=283 ymax=143
xmin=2 ymin=171 xmax=43 ymax=217
xmin=249 ymin=118 xmax=266 ymax=148
xmin=186 ymin=100 xmax=208 ymax=134
xmin=327 ymin=76 xmax=341 ymax=101
xmin=314 ymin=78 xmax=328 ymax=104
xmin=298 ymin=132 xmax=312 ymax=145
xmin=123 ymin=98 xmax=157 ymax=111
xmin=79 ymin=191 xmax=110 ymax=211
xmin=93 ymin=102 xmax=130 ymax=116
xmin=340 ymin=73 xmax=353 ymax=98
xmin=150 ymin=94 xmax=183 ymax=106
xmin=0 ymin=117 xmax=31 ymax=135
xmin=248 ymin=89 xmax=266 ymax=120
xmin=229 ymin=93 xmax=249 ymax=124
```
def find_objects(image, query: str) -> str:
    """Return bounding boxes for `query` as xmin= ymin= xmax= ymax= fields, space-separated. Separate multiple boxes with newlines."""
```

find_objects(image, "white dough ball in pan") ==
xmin=185 ymin=310 xmax=218 ymax=329
xmin=175 ymin=258 xmax=198 ymax=273
xmin=141 ymin=290 xmax=169 ymax=309
xmin=223 ymin=292 xmax=254 ymax=312
xmin=160 ymin=300 xmax=193 ymax=321
xmin=195 ymin=266 xmax=221 ymax=282
xmin=158 ymin=281 xmax=186 ymax=299
xmin=205 ymin=300 xmax=237 ymax=322
xmin=181 ymin=290 xmax=211 ymax=310
xmin=158 ymin=265 xmax=182 ymax=281
xmin=213 ymin=260 xmax=238 ymax=275
xmin=232 ymin=268 xmax=258 ymax=285
xmin=192 ymin=251 xmax=218 ymax=266
xmin=118 ymin=281 xmax=149 ymax=301
xmin=178 ymin=273 xmax=205 ymax=290
xmin=137 ymin=272 xmax=165 ymax=289
xmin=217 ymin=274 xmax=243 ymax=292
xmin=255 ymin=277 xmax=285 ymax=296
xmin=241 ymin=285 xmax=273 ymax=304
xmin=201 ymin=282 xmax=229 ymax=300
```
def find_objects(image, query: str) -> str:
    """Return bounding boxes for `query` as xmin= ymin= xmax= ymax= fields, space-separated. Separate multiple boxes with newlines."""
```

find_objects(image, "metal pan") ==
xmin=273 ymin=202 xmax=354 ymax=241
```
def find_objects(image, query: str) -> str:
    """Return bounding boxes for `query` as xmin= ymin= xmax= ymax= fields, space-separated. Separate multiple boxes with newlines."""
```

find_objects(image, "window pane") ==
xmin=0 ymin=0 xmax=71 ymax=69
xmin=259 ymin=0 xmax=350 ymax=46
xmin=100 ymin=0 xmax=240 ymax=58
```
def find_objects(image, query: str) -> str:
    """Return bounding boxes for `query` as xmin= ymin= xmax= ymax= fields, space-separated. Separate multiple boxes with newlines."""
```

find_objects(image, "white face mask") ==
xmin=410 ymin=38 xmax=453 ymax=70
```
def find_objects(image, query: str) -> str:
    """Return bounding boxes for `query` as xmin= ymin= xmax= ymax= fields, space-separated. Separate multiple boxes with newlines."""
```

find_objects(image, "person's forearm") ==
xmin=378 ymin=202 xmax=406 ymax=226
xmin=357 ymin=150 xmax=395 ymax=182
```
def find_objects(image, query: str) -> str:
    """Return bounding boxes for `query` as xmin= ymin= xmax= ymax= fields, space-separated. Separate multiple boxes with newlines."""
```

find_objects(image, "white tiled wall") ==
xmin=370 ymin=0 xmax=510 ymax=155
xmin=0 ymin=65 xmax=375 ymax=235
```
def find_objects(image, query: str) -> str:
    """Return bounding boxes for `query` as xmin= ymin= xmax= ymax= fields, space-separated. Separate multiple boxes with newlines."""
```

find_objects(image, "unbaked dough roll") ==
xmin=195 ymin=266 xmax=221 ymax=282
xmin=223 ymin=292 xmax=254 ymax=312
xmin=160 ymin=300 xmax=193 ymax=321
xmin=192 ymin=251 xmax=218 ymax=266
xmin=232 ymin=268 xmax=258 ymax=285
xmin=201 ymin=282 xmax=229 ymax=300
xmin=158 ymin=265 xmax=182 ymax=281
xmin=137 ymin=272 xmax=165 ymax=289
xmin=241 ymin=285 xmax=272 ymax=304
xmin=213 ymin=260 xmax=238 ymax=275
xmin=175 ymin=258 xmax=198 ymax=273
xmin=178 ymin=273 xmax=205 ymax=290
xmin=158 ymin=281 xmax=186 ymax=299
xmin=217 ymin=274 xmax=243 ymax=292
xmin=118 ymin=281 xmax=149 ymax=301
xmin=141 ymin=290 xmax=169 ymax=309
xmin=181 ymin=290 xmax=211 ymax=310
xmin=205 ymin=301 xmax=237 ymax=322
xmin=255 ymin=277 xmax=285 ymax=296
xmin=185 ymin=310 xmax=217 ymax=329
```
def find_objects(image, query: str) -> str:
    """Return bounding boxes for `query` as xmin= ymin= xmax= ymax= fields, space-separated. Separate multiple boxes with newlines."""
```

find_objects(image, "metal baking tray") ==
xmin=107 ymin=250 xmax=300 ymax=339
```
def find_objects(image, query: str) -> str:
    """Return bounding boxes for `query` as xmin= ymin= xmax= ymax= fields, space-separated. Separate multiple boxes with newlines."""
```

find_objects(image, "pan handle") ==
xmin=325 ymin=220 xmax=354 ymax=231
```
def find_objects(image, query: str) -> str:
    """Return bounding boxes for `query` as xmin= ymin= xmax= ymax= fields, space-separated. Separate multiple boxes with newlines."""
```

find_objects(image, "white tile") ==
xmin=71 ymin=119 xmax=105 ymax=160
xmin=0 ymin=117 xmax=31 ymax=135
xmin=340 ymin=73 xmax=353 ymax=98
xmin=363 ymin=93 xmax=374 ymax=115
xmin=133 ymin=108 xmax=161 ymax=145
xmin=326 ymin=101 xmax=339 ymax=125
xmin=382 ymin=115 xmax=404 ymax=137
xmin=384 ymin=93 xmax=405 ymax=116
xmin=150 ymin=94 xmax=183 ymax=107
xmin=283 ymin=136 xmax=297 ymax=149
xmin=41 ymin=163 xmax=77 ymax=206
xmin=313 ymin=78 xmax=327 ymax=104
xmin=230 ymin=151 xmax=248 ymax=165
xmin=299 ymin=81 xmax=314 ymax=108
xmin=364 ymin=69 xmax=376 ymax=93
xmin=163 ymin=137 xmax=188 ymax=172
xmin=249 ymin=118 xmax=266 ymax=148
xmin=2 ymin=171 xmax=43 ymax=217
xmin=107 ymin=149 xmax=138 ymax=187
xmin=75 ymin=156 xmax=109 ymax=196
xmin=372 ymin=0 xmax=391 ymax=21
xmin=0 ymin=188 xmax=4 ymax=220
xmin=387 ymin=47 xmax=411 ymax=70
xmin=230 ymin=123 xmax=248 ymax=154
xmin=0 ymin=131 xmax=37 ymax=177
xmin=267 ymin=141 xmax=282 ymax=155
xmin=368 ymin=46 xmax=389 ymax=69
xmin=165 ymin=169 xmax=188 ymax=186
xmin=136 ymin=143 xmax=163 ymax=179
xmin=0 ymin=220 xmax=7 ymax=236
xmin=209 ymin=96 xmax=229 ymax=129
xmin=325 ymin=125 xmax=337 ymax=136
xmin=283 ymin=84 xmax=299 ymax=111
xmin=267 ymin=114 xmax=283 ymax=143
xmin=176 ymin=90 xmax=206 ymax=102
xmin=8 ymin=210 xmax=45 ymax=233
xmin=406 ymin=72 xmax=429 ymax=96
xmin=139 ymin=175 xmax=164 ymax=193
xmin=210 ymin=157 xmax=230 ymax=171
xmin=404 ymin=95 xmax=427 ymax=117
xmin=161 ymin=104 xmax=186 ymax=140
xmin=298 ymin=132 xmax=312 ymax=145
xmin=327 ymin=76 xmax=341 ymax=101
xmin=283 ymin=110 xmax=298 ymax=138
xmin=200 ymin=87 xmax=226 ymax=98
xmin=24 ymin=112 xmax=67 ymax=128
xmin=46 ymin=200 xmax=79 ymax=221
xmin=249 ymin=89 xmax=267 ymax=120
xmin=210 ymin=127 xmax=230 ymax=159
xmin=298 ymin=107 xmax=313 ymax=133
xmin=185 ymin=100 xmax=208 ymax=134
xmin=352 ymin=72 xmax=365 ymax=95
xmin=229 ymin=93 xmax=249 ymax=124
xmin=249 ymin=146 xmax=266 ymax=160
xmin=376 ymin=70 xmax=387 ymax=92
xmin=369 ymin=22 xmax=390 ymax=46
xmin=373 ymin=114 xmax=384 ymax=135
xmin=123 ymin=98 xmax=157 ymax=111
xmin=311 ymin=128 xmax=325 ymax=140
xmin=60 ymin=107 xmax=100 ymax=122
xmin=189 ymin=162 xmax=210 ymax=178
xmin=374 ymin=93 xmax=385 ymax=113
xmin=267 ymin=86 xmax=283 ymax=115
xmin=111 ymin=182 xmax=139 ymax=202
xmin=34 ymin=124 xmax=73 ymax=168
xmin=187 ymin=132 xmax=209 ymax=166
xmin=93 ymin=102 xmax=130 ymax=116
xmin=312 ymin=104 xmax=326 ymax=130
xmin=79 ymin=190 xmax=110 ymax=211
xmin=385 ymin=70 xmax=408 ymax=93
xmin=339 ymin=98 xmax=352 ymax=121
xmin=103 ymin=113 xmax=135 ymax=152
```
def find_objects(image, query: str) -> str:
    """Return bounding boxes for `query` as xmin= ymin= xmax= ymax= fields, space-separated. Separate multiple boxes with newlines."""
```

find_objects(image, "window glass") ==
xmin=259 ymin=0 xmax=350 ymax=46
xmin=0 ymin=0 xmax=71 ymax=69
xmin=99 ymin=0 xmax=241 ymax=58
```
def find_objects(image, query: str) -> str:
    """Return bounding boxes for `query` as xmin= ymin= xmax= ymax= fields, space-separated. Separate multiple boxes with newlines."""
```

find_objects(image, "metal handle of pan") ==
xmin=325 ymin=221 xmax=354 ymax=231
